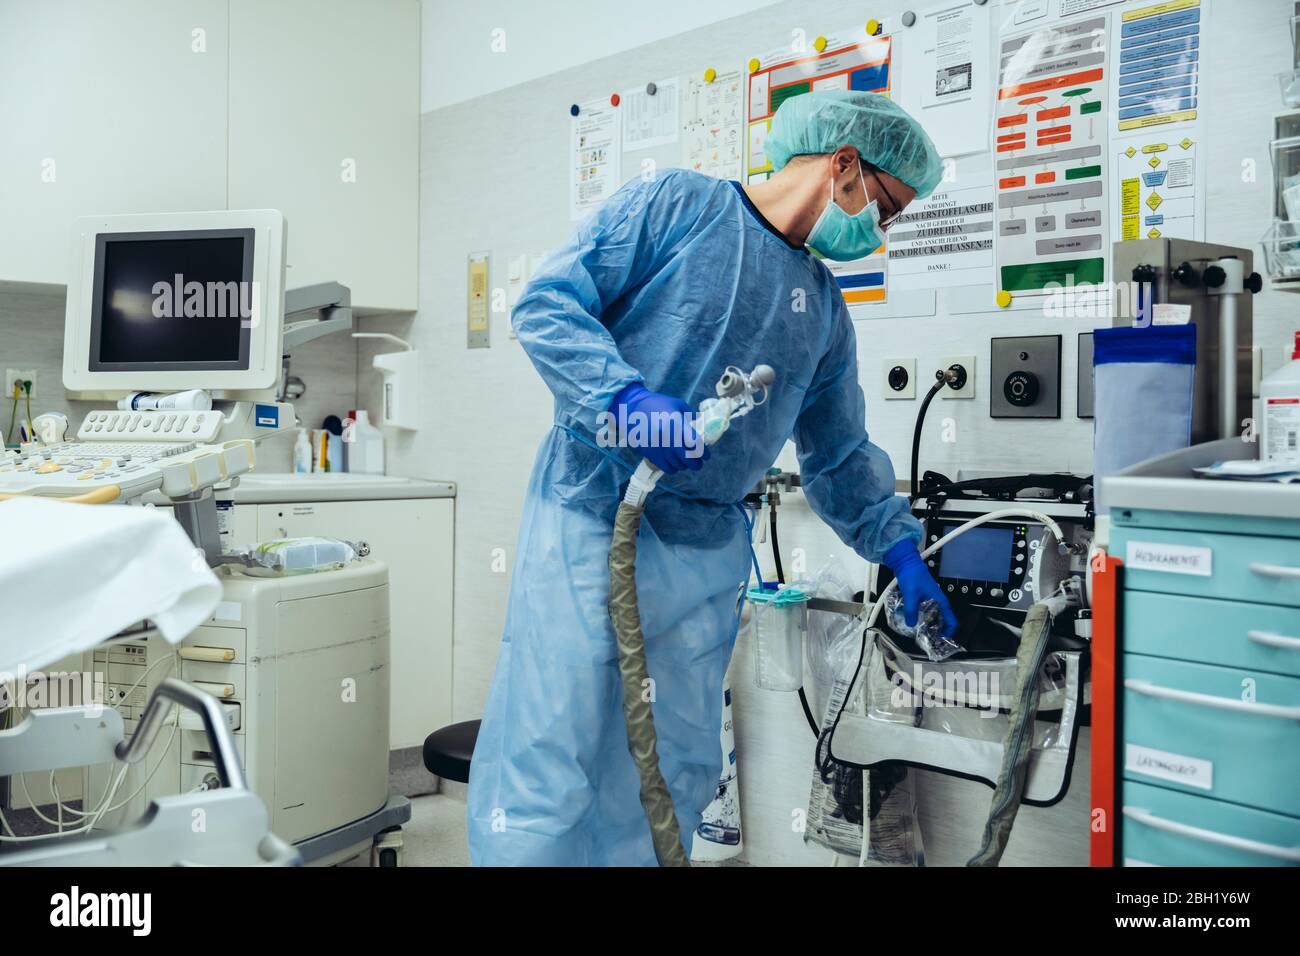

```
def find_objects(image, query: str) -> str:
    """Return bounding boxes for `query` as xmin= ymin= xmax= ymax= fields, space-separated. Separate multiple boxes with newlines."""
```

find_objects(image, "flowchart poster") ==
xmin=744 ymin=28 xmax=892 ymax=303
xmin=1115 ymin=0 xmax=1200 ymax=132
xmin=1111 ymin=0 xmax=1204 ymax=242
xmin=1116 ymin=135 xmax=1197 ymax=240
xmin=993 ymin=14 xmax=1111 ymax=296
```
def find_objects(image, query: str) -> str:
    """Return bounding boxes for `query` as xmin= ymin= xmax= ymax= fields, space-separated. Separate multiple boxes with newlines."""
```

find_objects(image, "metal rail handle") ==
xmin=1123 ymin=806 xmax=1300 ymax=863
xmin=1125 ymin=678 xmax=1300 ymax=721
xmin=1249 ymin=562 xmax=1300 ymax=581
xmin=115 ymin=677 xmax=247 ymax=790
xmin=1247 ymin=630 xmax=1300 ymax=652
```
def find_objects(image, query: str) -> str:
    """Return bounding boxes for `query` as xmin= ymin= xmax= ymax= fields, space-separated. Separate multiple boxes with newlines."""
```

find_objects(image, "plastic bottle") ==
xmin=1261 ymin=332 xmax=1300 ymax=466
xmin=311 ymin=430 xmax=327 ymax=473
xmin=346 ymin=410 xmax=385 ymax=475
xmin=293 ymin=428 xmax=311 ymax=474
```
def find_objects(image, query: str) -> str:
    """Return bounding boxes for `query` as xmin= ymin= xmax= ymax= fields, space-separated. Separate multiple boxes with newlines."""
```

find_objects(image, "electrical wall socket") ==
xmin=937 ymin=356 xmax=976 ymax=399
xmin=6 ymin=368 xmax=37 ymax=399
xmin=881 ymin=357 xmax=916 ymax=399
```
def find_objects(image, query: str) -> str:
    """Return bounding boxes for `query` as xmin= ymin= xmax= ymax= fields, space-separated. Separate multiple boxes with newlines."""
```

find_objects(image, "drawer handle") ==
xmin=1247 ymin=630 xmax=1300 ymax=652
xmin=179 ymin=645 xmax=237 ymax=662
xmin=1125 ymin=679 xmax=1300 ymax=721
xmin=1123 ymin=806 xmax=1300 ymax=863
xmin=1249 ymin=562 xmax=1300 ymax=581
xmin=192 ymin=680 xmax=236 ymax=699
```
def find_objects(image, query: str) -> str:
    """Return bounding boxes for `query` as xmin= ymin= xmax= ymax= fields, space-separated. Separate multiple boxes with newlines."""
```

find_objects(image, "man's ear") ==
xmin=831 ymin=146 xmax=859 ymax=177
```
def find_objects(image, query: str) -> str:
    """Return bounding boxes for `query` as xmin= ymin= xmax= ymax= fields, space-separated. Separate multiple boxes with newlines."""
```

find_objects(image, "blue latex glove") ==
xmin=883 ymin=538 xmax=958 ymax=638
xmin=610 ymin=382 xmax=709 ymax=474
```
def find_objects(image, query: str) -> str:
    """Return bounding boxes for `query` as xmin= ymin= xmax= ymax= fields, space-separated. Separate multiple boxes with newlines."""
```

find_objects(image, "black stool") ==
xmin=423 ymin=719 xmax=480 ymax=784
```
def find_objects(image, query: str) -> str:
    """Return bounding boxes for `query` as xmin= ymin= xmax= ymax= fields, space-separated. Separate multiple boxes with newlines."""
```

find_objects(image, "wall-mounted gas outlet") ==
xmin=882 ymin=357 xmax=916 ymax=399
xmin=990 ymin=335 xmax=1061 ymax=419
xmin=5 ymin=368 xmax=37 ymax=399
xmin=937 ymin=356 xmax=976 ymax=399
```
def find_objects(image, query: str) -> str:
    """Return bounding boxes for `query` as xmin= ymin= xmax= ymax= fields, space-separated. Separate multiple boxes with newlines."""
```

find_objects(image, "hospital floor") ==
xmin=336 ymin=791 xmax=748 ymax=867
xmin=340 ymin=792 xmax=471 ymax=867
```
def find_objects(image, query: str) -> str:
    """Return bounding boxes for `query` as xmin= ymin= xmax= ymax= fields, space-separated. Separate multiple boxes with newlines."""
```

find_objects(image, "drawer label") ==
xmin=213 ymin=601 xmax=243 ymax=623
xmin=1125 ymin=541 xmax=1212 ymax=577
xmin=1126 ymin=744 xmax=1213 ymax=790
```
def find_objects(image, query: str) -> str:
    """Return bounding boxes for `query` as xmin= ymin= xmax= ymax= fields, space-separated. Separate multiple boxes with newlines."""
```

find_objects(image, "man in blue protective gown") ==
xmin=467 ymin=91 xmax=957 ymax=866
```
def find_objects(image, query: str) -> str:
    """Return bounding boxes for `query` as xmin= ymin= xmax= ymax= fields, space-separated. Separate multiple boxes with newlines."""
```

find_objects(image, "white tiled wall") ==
xmin=0 ymin=289 xmax=367 ymax=472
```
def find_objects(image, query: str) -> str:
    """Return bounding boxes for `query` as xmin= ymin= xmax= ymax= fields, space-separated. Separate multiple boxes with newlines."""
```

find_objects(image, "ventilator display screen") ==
xmin=937 ymin=525 xmax=1014 ymax=583
xmin=89 ymin=229 xmax=255 ymax=371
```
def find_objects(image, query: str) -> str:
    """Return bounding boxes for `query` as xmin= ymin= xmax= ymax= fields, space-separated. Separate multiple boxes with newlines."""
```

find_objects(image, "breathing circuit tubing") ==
xmin=607 ymin=364 xmax=773 ymax=868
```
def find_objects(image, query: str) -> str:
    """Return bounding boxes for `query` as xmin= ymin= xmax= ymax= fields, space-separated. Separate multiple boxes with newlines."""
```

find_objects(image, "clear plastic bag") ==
xmin=232 ymin=536 xmax=369 ymax=575
xmin=801 ymin=558 xmax=864 ymax=721
xmin=860 ymin=631 xmax=1085 ymax=773
xmin=884 ymin=588 xmax=962 ymax=662
xmin=805 ymin=659 xmax=926 ymax=866
xmin=862 ymin=765 xmax=926 ymax=867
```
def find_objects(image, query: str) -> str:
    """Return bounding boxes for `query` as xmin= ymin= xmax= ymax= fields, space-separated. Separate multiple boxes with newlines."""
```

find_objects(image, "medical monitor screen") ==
xmin=937 ymin=524 xmax=1015 ymax=583
xmin=88 ymin=229 xmax=255 ymax=371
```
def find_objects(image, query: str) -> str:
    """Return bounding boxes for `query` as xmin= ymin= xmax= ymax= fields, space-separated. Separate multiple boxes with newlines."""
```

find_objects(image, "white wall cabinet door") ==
xmin=255 ymin=498 xmax=453 ymax=749
xmin=0 ymin=0 xmax=229 ymax=287
xmin=227 ymin=0 xmax=420 ymax=313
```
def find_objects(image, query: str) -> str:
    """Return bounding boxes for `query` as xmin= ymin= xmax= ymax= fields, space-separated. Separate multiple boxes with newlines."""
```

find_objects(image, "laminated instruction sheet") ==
xmin=682 ymin=68 xmax=745 ymax=181
xmin=993 ymin=12 xmax=1111 ymax=296
xmin=888 ymin=157 xmax=996 ymax=290
xmin=621 ymin=78 xmax=680 ymax=152
xmin=1111 ymin=0 xmax=1204 ymax=242
xmin=569 ymin=97 xmax=622 ymax=221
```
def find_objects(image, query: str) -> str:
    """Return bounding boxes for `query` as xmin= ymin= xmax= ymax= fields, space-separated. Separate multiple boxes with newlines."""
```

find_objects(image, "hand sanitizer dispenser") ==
xmin=353 ymin=333 xmax=418 ymax=431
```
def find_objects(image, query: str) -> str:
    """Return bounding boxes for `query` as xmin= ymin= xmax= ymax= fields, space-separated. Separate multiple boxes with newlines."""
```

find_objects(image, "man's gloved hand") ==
xmin=883 ymin=538 xmax=958 ymax=638
xmin=610 ymin=382 xmax=709 ymax=474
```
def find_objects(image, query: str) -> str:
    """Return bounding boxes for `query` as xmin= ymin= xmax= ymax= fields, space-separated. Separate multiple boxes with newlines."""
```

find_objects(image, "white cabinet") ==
xmin=228 ymin=0 xmax=420 ymax=312
xmin=0 ymin=0 xmax=229 ymax=287
xmin=0 ymin=0 xmax=419 ymax=311
xmin=249 ymin=497 xmax=453 ymax=750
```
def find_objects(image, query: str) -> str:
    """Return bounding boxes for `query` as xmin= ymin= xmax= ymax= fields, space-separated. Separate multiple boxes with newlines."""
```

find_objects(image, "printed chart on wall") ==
xmin=569 ymin=98 xmax=622 ymax=221
xmin=906 ymin=0 xmax=994 ymax=158
xmin=745 ymin=27 xmax=892 ymax=303
xmin=621 ymin=78 xmax=680 ymax=152
xmin=993 ymin=13 xmax=1111 ymax=298
xmin=681 ymin=69 xmax=744 ymax=181
xmin=1112 ymin=0 xmax=1204 ymax=243
xmin=889 ymin=157 xmax=996 ymax=291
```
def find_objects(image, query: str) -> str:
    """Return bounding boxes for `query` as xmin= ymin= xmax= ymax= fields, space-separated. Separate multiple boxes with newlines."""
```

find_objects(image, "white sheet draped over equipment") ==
xmin=0 ymin=498 xmax=221 ymax=675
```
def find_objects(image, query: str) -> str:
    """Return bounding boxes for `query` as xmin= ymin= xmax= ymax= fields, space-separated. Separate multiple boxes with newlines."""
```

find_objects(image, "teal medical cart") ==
xmin=1105 ymin=438 xmax=1300 ymax=866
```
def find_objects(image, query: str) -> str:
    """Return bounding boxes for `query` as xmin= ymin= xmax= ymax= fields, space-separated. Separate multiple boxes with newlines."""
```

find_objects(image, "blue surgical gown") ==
xmin=466 ymin=169 xmax=920 ymax=866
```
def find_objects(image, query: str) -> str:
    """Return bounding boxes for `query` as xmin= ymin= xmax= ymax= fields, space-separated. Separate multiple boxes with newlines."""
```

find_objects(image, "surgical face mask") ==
xmin=805 ymin=166 xmax=883 ymax=262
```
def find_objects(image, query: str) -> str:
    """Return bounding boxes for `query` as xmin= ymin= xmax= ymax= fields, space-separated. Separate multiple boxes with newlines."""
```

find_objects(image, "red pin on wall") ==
xmin=610 ymin=92 xmax=621 ymax=107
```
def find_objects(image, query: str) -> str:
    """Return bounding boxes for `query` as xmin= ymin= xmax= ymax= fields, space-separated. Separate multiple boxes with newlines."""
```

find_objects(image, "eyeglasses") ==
xmin=863 ymin=164 xmax=905 ymax=230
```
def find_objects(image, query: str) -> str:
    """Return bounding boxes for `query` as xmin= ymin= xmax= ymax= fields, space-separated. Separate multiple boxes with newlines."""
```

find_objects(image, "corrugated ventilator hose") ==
xmin=608 ymin=499 xmax=691 ymax=867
